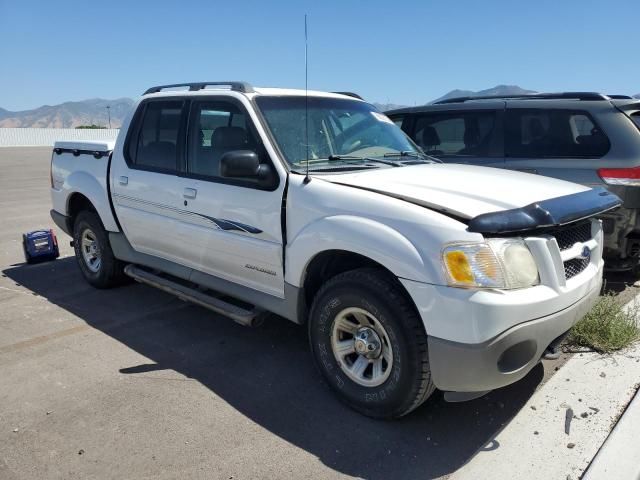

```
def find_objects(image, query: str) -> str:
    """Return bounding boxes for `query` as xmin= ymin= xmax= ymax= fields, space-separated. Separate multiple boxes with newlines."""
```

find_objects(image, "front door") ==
xmin=177 ymin=98 xmax=285 ymax=298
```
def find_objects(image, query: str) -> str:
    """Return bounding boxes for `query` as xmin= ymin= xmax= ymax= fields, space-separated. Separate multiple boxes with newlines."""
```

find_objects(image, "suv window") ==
xmin=506 ymin=109 xmax=610 ymax=158
xmin=413 ymin=112 xmax=496 ymax=156
xmin=128 ymin=101 xmax=184 ymax=172
xmin=187 ymin=100 xmax=259 ymax=179
xmin=391 ymin=116 xmax=405 ymax=128
xmin=631 ymin=112 xmax=640 ymax=129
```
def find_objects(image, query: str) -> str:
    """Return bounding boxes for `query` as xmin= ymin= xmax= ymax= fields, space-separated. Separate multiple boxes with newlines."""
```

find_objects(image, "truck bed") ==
xmin=50 ymin=140 xmax=120 ymax=233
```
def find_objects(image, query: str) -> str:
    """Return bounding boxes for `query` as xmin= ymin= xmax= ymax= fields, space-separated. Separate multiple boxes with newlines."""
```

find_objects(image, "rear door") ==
xmin=403 ymin=109 xmax=504 ymax=167
xmin=110 ymin=98 xmax=195 ymax=264
xmin=503 ymin=105 xmax=611 ymax=185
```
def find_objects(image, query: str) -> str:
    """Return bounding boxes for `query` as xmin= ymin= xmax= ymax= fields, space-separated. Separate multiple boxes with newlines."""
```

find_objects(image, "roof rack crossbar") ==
xmin=332 ymin=91 xmax=364 ymax=100
xmin=144 ymin=82 xmax=254 ymax=95
xmin=434 ymin=92 xmax=611 ymax=104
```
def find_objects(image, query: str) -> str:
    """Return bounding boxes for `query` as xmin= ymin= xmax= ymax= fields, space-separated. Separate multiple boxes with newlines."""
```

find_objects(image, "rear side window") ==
xmin=412 ymin=111 xmax=497 ymax=156
xmin=631 ymin=112 xmax=640 ymax=129
xmin=127 ymin=101 xmax=184 ymax=172
xmin=505 ymin=109 xmax=610 ymax=158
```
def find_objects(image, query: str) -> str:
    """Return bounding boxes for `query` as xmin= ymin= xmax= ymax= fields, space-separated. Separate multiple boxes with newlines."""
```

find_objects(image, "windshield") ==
xmin=255 ymin=96 xmax=421 ymax=170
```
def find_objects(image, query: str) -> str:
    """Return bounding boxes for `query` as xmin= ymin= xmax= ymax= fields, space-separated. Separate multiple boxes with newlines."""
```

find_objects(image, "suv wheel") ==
xmin=308 ymin=268 xmax=436 ymax=418
xmin=73 ymin=211 xmax=127 ymax=288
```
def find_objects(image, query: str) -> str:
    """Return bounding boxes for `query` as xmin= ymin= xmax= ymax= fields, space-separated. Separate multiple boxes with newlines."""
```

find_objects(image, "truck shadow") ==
xmin=3 ymin=257 xmax=544 ymax=480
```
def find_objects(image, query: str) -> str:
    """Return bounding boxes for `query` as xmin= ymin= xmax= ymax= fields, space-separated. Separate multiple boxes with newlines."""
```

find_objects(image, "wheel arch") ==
xmin=67 ymin=192 xmax=97 ymax=220
xmin=297 ymin=249 xmax=422 ymax=326
xmin=64 ymin=171 xmax=119 ymax=232
xmin=286 ymin=215 xmax=435 ymax=287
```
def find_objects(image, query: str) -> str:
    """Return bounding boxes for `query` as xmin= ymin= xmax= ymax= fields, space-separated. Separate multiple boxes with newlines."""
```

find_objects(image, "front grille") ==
xmin=547 ymin=221 xmax=594 ymax=280
xmin=551 ymin=222 xmax=592 ymax=251
xmin=564 ymin=257 xmax=590 ymax=279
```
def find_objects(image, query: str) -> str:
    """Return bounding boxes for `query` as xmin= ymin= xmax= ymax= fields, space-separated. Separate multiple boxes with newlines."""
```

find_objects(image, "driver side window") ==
xmin=187 ymin=101 xmax=259 ymax=179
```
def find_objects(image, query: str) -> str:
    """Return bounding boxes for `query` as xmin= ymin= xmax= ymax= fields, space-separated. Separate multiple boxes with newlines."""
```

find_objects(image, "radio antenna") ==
xmin=303 ymin=14 xmax=311 ymax=184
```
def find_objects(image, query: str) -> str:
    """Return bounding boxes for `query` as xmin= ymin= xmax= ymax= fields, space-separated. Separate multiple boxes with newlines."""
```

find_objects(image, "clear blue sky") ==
xmin=1 ymin=0 xmax=638 ymax=111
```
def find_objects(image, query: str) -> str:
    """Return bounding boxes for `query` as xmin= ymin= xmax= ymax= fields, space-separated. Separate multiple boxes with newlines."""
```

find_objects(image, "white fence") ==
xmin=0 ymin=128 xmax=120 ymax=147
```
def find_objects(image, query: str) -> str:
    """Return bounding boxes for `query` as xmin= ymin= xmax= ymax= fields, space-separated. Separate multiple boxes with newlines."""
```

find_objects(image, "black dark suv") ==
xmin=387 ymin=93 xmax=640 ymax=270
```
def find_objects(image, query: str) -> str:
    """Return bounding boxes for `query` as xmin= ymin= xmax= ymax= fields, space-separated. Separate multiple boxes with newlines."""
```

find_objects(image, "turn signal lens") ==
xmin=443 ymin=250 xmax=473 ymax=283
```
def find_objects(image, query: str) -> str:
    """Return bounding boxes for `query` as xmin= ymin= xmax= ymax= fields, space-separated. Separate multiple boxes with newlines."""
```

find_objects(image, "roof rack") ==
xmin=434 ymin=92 xmax=611 ymax=105
xmin=608 ymin=94 xmax=634 ymax=100
xmin=143 ymin=82 xmax=254 ymax=95
xmin=332 ymin=91 xmax=364 ymax=100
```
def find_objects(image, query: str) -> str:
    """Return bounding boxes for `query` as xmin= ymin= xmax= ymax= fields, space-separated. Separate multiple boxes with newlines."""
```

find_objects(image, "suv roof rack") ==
xmin=332 ymin=91 xmax=364 ymax=100
xmin=143 ymin=82 xmax=254 ymax=95
xmin=608 ymin=94 xmax=634 ymax=100
xmin=434 ymin=92 xmax=612 ymax=104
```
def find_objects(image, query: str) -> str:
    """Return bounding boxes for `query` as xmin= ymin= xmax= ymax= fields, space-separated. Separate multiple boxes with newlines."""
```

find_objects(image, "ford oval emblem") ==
xmin=581 ymin=246 xmax=591 ymax=260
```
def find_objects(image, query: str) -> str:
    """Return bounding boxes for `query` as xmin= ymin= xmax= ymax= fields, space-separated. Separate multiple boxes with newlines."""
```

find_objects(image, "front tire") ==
xmin=73 ymin=211 xmax=126 ymax=288
xmin=308 ymin=268 xmax=435 ymax=419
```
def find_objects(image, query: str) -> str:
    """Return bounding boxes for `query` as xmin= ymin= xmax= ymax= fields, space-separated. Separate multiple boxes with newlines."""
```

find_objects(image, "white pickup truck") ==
xmin=50 ymin=82 xmax=620 ymax=418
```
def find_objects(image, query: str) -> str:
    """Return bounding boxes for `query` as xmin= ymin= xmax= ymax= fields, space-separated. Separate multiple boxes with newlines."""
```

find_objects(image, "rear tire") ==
xmin=308 ymin=268 xmax=436 ymax=419
xmin=73 ymin=211 xmax=127 ymax=288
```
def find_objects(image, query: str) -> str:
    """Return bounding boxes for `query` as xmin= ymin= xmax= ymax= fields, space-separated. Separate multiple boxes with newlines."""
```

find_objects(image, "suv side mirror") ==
xmin=220 ymin=150 xmax=275 ymax=187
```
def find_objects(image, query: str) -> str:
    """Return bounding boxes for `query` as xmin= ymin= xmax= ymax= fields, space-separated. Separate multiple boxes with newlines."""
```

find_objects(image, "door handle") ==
xmin=119 ymin=176 xmax=128 ymax=186
xmin=183 ymin=188 xmax=197 ymax=199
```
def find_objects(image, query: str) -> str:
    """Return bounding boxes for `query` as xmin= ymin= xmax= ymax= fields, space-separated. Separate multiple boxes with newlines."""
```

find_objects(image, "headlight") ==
xmin=442 ymin=239 xmax=539 ymax=289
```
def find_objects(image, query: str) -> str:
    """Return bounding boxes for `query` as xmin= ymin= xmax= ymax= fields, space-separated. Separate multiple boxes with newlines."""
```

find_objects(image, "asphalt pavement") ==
xmin=0 ymin=147 xmax=605 ymax=480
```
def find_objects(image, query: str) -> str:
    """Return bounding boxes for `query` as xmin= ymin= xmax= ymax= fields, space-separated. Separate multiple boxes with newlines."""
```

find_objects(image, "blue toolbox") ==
xmin=22 ymin=229 xmax=60 ymax=264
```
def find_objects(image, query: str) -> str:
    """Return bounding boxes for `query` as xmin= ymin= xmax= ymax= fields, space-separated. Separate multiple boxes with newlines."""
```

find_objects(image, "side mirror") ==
xmin=220 ymin=150 xmax=275 ymax=187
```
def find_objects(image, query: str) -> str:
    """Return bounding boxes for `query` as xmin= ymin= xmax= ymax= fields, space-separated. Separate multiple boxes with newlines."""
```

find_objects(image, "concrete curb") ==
xmin=450 ymin=297 xmax=640 ymax=480
xmin=582 ymin=385 xmax=640 ymax=479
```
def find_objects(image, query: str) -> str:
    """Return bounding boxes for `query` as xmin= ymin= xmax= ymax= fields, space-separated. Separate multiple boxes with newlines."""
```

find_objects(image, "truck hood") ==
xmin=322 ymin=163 xmax=591 ymax=220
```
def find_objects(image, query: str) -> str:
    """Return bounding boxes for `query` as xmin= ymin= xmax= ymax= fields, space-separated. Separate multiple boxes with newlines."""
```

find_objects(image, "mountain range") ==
xmin=0 ymin=98 xmax=134 ymax=128
xmin=1 ymin=86 xmax=638 ymax=128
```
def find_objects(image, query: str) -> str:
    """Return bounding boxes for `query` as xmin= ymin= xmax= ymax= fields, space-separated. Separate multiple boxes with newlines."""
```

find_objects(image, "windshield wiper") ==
xmin=291 ymin=164 xmax=378 ymax=174
xmin=329 ymin=154 xmax=401 ymax=167
xmin=382 ymin=151 xmax=441 ymax=163
xmin=328 ymin=154 xmax=363 ymax=161
xmin=383 ymin=150 xmax=422 ymax=158
xmin=291 ymin=155 xmax=401 ymax=172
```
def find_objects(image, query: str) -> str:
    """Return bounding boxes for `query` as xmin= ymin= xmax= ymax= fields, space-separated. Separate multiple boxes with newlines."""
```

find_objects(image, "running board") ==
xmin=124 ymin=265 xmax=266 ymax=327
